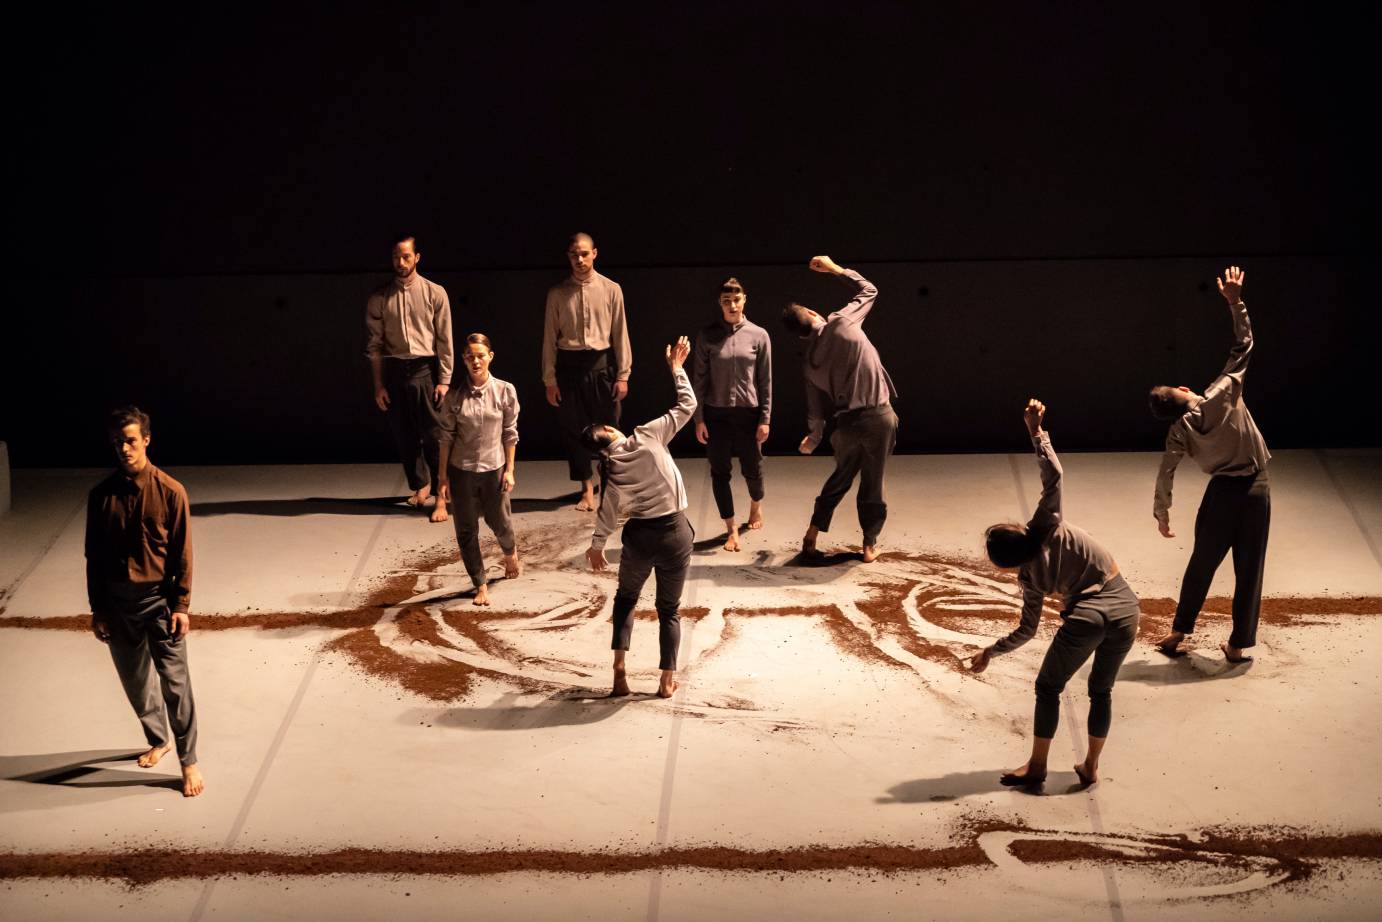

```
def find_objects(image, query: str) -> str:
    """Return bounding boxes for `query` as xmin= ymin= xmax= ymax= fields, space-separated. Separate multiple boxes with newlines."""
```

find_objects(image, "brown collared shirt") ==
xmin=364 ymin=273 xmax=455 ymax=385
xmin=542 ymin=271 xmax=632 ymax=386
xmin=436 ymin=374 xmax=520 ymax=473
xmin=85 ymin=463 xmax=193 ymax=616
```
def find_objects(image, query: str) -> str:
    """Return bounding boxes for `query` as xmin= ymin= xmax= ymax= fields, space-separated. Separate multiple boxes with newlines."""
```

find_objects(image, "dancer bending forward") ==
xmin=584 ymin=337 xmax=696 ymax=698
xmin=433 ymin=333 xmax=521 ymax=606
xmin=970 ymin=400 xmax=1140 ymax=789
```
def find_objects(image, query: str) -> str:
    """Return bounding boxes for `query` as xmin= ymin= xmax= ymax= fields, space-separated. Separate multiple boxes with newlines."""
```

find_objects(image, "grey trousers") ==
xmin=810 ymin=403 xmax=898 ymax=546
xmin=1033 ymin=575 xmax=1139 ymax=740
xmin=104 ymin=583 xmax=199 ymax=767
xmin=611 ymin=511 xmax=693 ymax=670
xmin=1173 ymin=470 xmax=1270 ymax=649
xmin=447 ymin=467 xmax=516 ymax=588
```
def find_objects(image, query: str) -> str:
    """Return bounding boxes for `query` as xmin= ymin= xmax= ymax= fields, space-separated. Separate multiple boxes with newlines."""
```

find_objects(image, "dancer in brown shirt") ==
xmin=85 ymin=406 xmax=204 ymax=797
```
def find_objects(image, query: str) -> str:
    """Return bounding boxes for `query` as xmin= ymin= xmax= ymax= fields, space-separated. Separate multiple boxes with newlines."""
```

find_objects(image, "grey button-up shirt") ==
xmin=591 ymin=367 xmax=697 ymax=550
xmin=542 ymin=271 xmax=632 ymax=386
xmin=436 ymin=375 xmax=520 ymax=473
xmin=803 ymin=269 xmax=897 ymax=442
xmin=992 ymin=430 xmax=1120 ymax=656
xmin=1153 ymin=300 xmax=1271 ymax=524
xmin=364 ymin=274 xmax=455 ymax=385
xmin=691 ymin=317 xmax=772 ymax=424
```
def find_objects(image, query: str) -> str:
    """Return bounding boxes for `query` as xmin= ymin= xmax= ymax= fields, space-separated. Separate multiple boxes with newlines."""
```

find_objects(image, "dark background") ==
xmin=6 ymin=2 xmax=1373 ymax=468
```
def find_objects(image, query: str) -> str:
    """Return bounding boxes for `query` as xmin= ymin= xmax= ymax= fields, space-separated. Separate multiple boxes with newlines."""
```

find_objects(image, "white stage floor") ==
xmin=2 ymin=450 xmax=1380 ymax=920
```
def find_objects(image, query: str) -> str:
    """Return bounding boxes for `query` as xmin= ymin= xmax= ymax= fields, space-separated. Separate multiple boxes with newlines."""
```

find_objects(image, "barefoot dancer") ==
xmin=782 ymin=255 xmax=898 ymax=563
xmin=365 ymin=234 xmax=454 ymax=513
xmin=584 ymin=337 xmax=696 ymax=698
xmin=541 ymin=232 xmax=632 ymax=512
xmin=1149 ymin=267 xmax=1270 ymax=664
xmin=433 ymin=334 xmax=521 ymax=606
xmin=85 ymin=406 xmax=205 ymax=797
xmin=692 ymin=276 xmax=772 ymax=552
xmin=970 ymin=400 xmax=1140 ymax=789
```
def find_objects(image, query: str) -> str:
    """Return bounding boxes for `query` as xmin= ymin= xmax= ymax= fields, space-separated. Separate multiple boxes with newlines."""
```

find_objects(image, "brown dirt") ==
xmin=857 ymin=581 xmax=972 ymax=673
xmin=717 ymin=604 xmax=910 ymax=670
xmin=323 ymin=628 xmax=476 ymax=702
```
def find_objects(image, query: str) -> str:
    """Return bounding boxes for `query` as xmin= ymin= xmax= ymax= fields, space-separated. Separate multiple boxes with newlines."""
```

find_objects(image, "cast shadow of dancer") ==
xmin=427 ymin=690 xmax=636 ymax=731
xmin=191 ymin=497 xmax=414 ymax=517
xmin=1117 ymin=653 xmax=1252 ymax=685
xmin=784 ymin=549 xmax=865 ymax=567
xmin=879 ymin=769 xmax=1092 ymax=802
xmin=0 ymin=749 xmax=184 ymax=809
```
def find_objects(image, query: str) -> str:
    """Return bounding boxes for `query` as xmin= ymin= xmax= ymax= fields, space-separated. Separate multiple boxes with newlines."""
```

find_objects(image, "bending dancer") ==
xmin=85 ymin=406 xmax=205 ymax=797
xmin=584 ymin=336 xmax=695 ymax=698
xmin=433 ymin=333 xmax=521 ymax=606
xmin=782 ymin=255 xmax=897 ymax=562
xmin=692 ymin=276 xmax=772 ymax=551
xmin=365 ymin=234 xmax=455 ymax=513
xmin=542 ymin=232 xmax=632 ymax=512
xmin=1149 ymin=267 xmax=1270 ymax=664
xmin=970 ymin=400 xmax=1139 ymax=789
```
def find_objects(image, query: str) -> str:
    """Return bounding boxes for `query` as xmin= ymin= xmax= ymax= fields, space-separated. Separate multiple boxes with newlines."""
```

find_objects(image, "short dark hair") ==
xmin=108 ymin=405 xmax=151 ymax=438
xmin=720 ymin=276 xmax=746 ymax=297
xmin=579 ymin=424 xmax=618 ymax=455
xmin=1147 ymin=386 xmax=1192 ymax=422
xmin=465 ymin=332 xmax=493 ymax=351
xmin=781 ymin=302 xmax=815 ymax=337
xmin=391 ymin=233 xmax=418 ymax=252
xmin=985 ymin=523 xmax=1041 ymax=568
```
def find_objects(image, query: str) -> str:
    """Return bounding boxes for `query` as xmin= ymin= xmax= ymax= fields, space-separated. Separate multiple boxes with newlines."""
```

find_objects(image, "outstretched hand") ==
xmin=1157 ymin=517 xmax=1176 ymax=539
xmin=968 ymin=647 xmax=991 ymax=674
xmin=1023 ymin=398 xmax=1046 ymax=437
xmin=1217 ymin=265 xmax=1245 ymax=304
xmin=666 ymin=335 xmax=690 ymax=371
xmin=809 ymin=255 xmax=844 ymax=275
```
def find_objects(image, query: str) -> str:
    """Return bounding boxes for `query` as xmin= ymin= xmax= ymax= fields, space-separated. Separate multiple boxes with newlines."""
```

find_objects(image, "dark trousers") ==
xmin=705 ymin=405 xmax=765 ymax=521
xmin=556 ymin=349 xmax=621 ymax=483
xmin=1173 ymin=470 xmax=1271 ymax=649
xmin=810 ymin=404 xmax=898 ymax=546
xmin=447 ymin=467 xmax=516 ymax=588
xmin=1033 ymin=575 xmax=1140 ymax=740
xmin=384 ymin=356 xmax=442 ymax=494
xmin=104 ymin=583 xmax=199 ymax=767
xmin=611 ymin=512 xmax=693 ymax=670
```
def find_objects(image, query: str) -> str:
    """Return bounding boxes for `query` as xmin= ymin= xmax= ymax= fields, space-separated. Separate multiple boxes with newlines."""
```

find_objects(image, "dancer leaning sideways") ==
xmin=85 ymin=406 xmax=205 ymax=797
xmin=432 ymin=333 xmax=522 ymax=606
xmin=1149 ymin=267 xmax=1270 ymax=664
xmin=692 ymin=276 xmax=772 ymax=552
xmin=542 ymin=232 xmax=632 ymax=512
xmin=584 ymin=337 xmax=696 ymax=699
xmin=970 ymin=400 xmax=1140 ymax=789
xmin=782 ymin=255 xmax=898 ymax=562
xmin=365 ymin=234 xmax=455 ymax=514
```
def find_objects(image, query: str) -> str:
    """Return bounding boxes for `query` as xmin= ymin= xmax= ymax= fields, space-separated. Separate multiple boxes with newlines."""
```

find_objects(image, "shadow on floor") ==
xmin=691 ymin=524 xmax=751 ymax=554
xmin=511 ymin=494 xmax=589 ymax=513
xmin=426 ymin=689 xmax=639 ymax=732
xmin=879 ymin=768 xmax=1092 ymax=802
xmin=784 ymin=549 xmax=864 ymax=567
xmin=192 ymin=496 xmax=415 ymax=517
xmin=1118 ymin=653 xmax=1252 ymax=684
xmin=0 ymin=749 xmax=183 ymax=810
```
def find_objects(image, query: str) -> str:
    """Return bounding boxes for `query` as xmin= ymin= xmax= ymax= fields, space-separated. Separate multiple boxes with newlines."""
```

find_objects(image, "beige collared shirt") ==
xmin=541 ymin=271 xmax=631 ymax=386
xmin=365 ymin=273 xmax=455 ymax=384
xmin=436 ymin=375 xmax=520 ymax=473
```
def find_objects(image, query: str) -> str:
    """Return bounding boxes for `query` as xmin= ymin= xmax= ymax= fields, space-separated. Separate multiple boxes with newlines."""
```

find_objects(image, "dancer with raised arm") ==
xmin=970 ymin=400 xmax=1140 ymax=790
xmin=584 ymin=336 xmax=695 ymax=699
xmin=432 ymin=333 xmax=521 ymax=606
xmin=692 ymin=276 xmax=772 ymax=552
xmin=1149 ymin=266 xmax=1270 ymax=663
xmin=782 ymin=255 xmax=898 ymax=562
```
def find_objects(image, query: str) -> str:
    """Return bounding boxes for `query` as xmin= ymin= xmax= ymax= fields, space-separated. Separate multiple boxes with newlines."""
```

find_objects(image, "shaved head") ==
xmin=568 ymin=232 xmax=595 ymax=250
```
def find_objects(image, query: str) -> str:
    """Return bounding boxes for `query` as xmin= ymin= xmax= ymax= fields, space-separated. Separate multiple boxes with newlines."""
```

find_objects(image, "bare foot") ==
xmin=181 ymin=763 xmax=205 ymax=797
xmin=574 ymin=493 xmax=597 ymax=512
xmin=724 ymin=531 xmax=741 ymax=552
xmin=657 ymin=679 xmax=678 ymax=699
xmin=1221 ymin=642 xmax=1253 ymax=664
xmin=1155 ymin=631 xmax=1185 ymax=656
xmin=429 ymin=503 xmax=449 ymax=523
xmin=473 ymin=584 xmax=491 ymax=607
xmin=999 ymin=761 xmax=1047 ymax=787
xmin=1073 ymin=762 xmax=1098 ymax=787
xmin=405 ymin=485 xmax=432 ymax=507
xmin=610 ymin=670 xmax=631 ymax=697
xmin=862 ymin=544 xmax=880 ymax=563
xmin=137 ymin=743 xmax=173 ymax=768
xmin=502 ymin=551 xmax=522 ymax=579
xmin=747 ymin=501 xmax=764 ymax=530
xmin=801 ymin=528 xmax=821 ymax=557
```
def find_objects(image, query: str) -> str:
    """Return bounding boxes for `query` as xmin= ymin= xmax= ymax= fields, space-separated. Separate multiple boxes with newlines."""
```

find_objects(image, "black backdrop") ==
xmin=6 ymin=3 xmax=1373 ymax=467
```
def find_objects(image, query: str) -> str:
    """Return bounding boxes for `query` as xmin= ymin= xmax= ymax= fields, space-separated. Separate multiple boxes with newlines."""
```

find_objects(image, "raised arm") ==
xmin=1199 ymin=266 xmax=1252 ymax=424
xmin=809 ymin=255 xmax=878 ymax=323
xmin=642 ymin=337 xmax=697 ymax=446
xmin=1152 ymin=424 xmax=1187 ymax=537
xmin=1024 ymin=400 xmax=1062 ymax=532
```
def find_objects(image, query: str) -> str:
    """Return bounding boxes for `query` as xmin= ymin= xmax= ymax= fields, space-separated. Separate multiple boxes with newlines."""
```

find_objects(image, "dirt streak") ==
xmin=859 ymin=581 xmax=973 ymax=674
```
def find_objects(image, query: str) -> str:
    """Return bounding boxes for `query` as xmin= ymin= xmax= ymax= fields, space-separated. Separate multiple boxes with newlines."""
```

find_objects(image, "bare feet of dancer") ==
xmin=1155 ymin=630 xmax=1185 ymax=656
xmin=137 ymin=743 xmax=173 ymax=768
xmin=747 ymin=500 xmax=764 ymax=530
xmin=610 ymin=651 xmax=631 ymax=697
xmin=574 ymin=479 xmax=597 ymax=512
xmin=801 ymin=525 xmax=821 ymax=557
xmin=1221 ymin=642 xmax=1253 ymax=663
xmin=1000 ymin=736 xmax=1052 ymax=786
xmin=502 ymin=550 xmax=522 ymax=579
xmin=181 ymin=763 xmax=205 ymax=797
xmin=1074 ymin=735 xmax=1105 ymax=788
xmin=657 ymin=669 xmax=678 ymax=699
xmin=723 ymin=518 xmax=741 ymax=552
xmin=429 ymin=485 xmax=450 ymax=523
xmin=473 ymin=583 xmax=491 ymax=606
xmin=406 ymin=484 xmax=432 ymax=508
xmin=862 ymin=544 xmax=880 ymax=563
